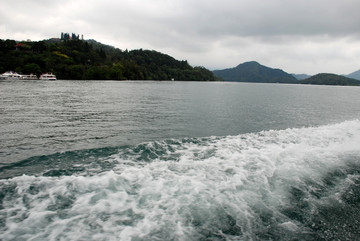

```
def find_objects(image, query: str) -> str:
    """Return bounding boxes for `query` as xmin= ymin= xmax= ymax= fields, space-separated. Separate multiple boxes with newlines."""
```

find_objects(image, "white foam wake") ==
xmin=1 ymin=120 xmax=360 ymax=240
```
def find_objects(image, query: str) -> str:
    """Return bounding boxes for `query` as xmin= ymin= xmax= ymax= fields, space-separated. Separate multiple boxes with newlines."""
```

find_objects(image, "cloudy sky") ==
xmin=1 ymin=0 xmax=360 ymax=75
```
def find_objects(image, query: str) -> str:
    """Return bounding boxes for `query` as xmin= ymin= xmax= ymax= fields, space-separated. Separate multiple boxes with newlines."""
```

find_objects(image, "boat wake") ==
xmin=1 ymin=120 xmax=360 ymax=240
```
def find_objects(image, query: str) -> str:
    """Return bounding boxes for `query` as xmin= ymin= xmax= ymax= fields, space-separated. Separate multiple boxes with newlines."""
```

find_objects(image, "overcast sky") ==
xmin=1 ymin=0 xmax=360 ymax=75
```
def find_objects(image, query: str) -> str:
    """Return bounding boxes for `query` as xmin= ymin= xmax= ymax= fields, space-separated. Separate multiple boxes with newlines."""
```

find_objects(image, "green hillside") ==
xmin=301 ymin=73 xmax=360 ymax=86
xmin=0 ymin=38 xmax=217 ymax=81
xmin=213 ymin=61 xmax=298 ymax=83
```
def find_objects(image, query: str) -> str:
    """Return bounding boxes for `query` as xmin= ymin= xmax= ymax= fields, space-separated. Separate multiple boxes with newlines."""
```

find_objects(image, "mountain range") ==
xmin=213 ymin=61 xmax=298 ymax=83
xmin=213 ymin=61 xmax=360 ymax=86
xmin=1 ymin=36 xmax=359 ymax=85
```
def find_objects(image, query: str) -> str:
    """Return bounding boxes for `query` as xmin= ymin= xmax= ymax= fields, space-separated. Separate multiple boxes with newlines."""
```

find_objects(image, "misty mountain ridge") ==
xmin=292 ymin=73 xmax=312 ymax=80
xmin=346 ymin=69 xmax=360 ymax=80
xmin=213 ymin=61 xmax=298 ymax=83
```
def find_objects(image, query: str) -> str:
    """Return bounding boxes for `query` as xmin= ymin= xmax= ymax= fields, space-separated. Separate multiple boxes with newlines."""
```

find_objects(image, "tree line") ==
xmin=0 ymin=38 xmax=219 ymax=81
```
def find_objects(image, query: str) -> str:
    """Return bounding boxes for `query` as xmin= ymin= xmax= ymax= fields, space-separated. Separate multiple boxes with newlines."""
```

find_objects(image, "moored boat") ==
xmin=0 ymin=71 xmax=22 ymax=80
xmin=39 ymin=73 xmax=57 ymax=81
xmin=21 ymin=74 xmax=38 ymax=80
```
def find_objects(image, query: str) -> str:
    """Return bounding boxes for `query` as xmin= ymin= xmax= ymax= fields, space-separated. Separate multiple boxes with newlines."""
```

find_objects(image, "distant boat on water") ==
xmin=0 ymin=71 xmax=39 ymax=80
xmin=0 ymin=71 xmax=22 ymax=80
xmin=39 ymin=73 xmax=57 ymax=81
xmin=21 ymin=74 xmax=38 ymax=80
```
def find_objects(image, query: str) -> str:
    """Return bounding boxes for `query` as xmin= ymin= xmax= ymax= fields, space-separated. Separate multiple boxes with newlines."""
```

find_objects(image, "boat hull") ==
xmin=39 ymin=73 xmax=57 ymax=81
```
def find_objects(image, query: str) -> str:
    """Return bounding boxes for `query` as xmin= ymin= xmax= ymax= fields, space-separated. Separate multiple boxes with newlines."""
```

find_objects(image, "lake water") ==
xmin=1 ymin=80 xmax=360 ymax=240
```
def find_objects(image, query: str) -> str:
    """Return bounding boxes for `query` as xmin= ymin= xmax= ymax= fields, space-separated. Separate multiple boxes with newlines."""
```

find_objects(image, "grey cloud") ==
xmin=1 ymin=0 xmax=360 ymax=74
xmin=191 ymin=0 xmax=360 ymax=38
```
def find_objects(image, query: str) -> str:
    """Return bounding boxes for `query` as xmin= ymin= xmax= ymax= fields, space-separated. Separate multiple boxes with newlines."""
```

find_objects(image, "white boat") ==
xmin=40 ymin=73 xmax=57 ymax=81
xmin=21 ymin=74 xmax=38 ymax=80
xmin=0 ymin=71 xmax=22 ymax=80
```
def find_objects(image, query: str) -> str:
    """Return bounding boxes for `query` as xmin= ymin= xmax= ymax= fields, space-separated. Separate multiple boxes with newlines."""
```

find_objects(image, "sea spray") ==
xmin=1 ymin=120 xmax=360 ymax=240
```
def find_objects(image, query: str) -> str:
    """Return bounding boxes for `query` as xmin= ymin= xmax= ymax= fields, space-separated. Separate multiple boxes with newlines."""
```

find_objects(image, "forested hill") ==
xmin=212 ymin=61 xmax=298 ymax=83
xmin=0 ymin=38 xmax=218 ymax=81
xmin=300 ymin=73 xmax=360 ymax=86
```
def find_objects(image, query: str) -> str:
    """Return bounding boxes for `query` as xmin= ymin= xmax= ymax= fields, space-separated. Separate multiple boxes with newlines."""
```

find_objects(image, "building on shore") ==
xmin=61 ymin=32 xmax=83 ymax=40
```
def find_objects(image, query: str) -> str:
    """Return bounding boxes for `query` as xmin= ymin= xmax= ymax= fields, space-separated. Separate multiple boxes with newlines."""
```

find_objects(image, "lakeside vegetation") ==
xmin=300 ymin=73 xmax=360 ymax=86
xmin=0 ymin=38 xmax=218 ymax=81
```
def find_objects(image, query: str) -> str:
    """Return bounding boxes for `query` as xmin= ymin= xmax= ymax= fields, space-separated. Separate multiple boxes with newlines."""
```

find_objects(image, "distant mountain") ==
xmin=213 ymin=61 xmax=298 ymax=83
xmin=292 ymin=73 xmax=311 ymax=80
xmin=301 ymin=73 xmax=360 ymax=86
xmin=346 ymin=69 xmax=360 ymax=80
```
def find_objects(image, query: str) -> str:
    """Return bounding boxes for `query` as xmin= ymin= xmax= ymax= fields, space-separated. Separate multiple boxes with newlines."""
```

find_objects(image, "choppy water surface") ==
xmin=1 ymin=81 xmax=360 ymax=240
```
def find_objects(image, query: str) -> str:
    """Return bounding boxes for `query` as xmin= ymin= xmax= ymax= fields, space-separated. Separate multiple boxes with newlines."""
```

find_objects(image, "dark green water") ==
xmin=1 ymin=80 xmax=360 ymax=240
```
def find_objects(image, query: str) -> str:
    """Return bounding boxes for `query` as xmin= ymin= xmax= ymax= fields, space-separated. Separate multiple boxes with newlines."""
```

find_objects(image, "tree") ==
xmin=32 ymin=41 xmax=48 ymax=53
xmin=3 ymin=39 xmax=16 ymax=51
xmin=23 ymin=63 xmax=41 ymax=75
